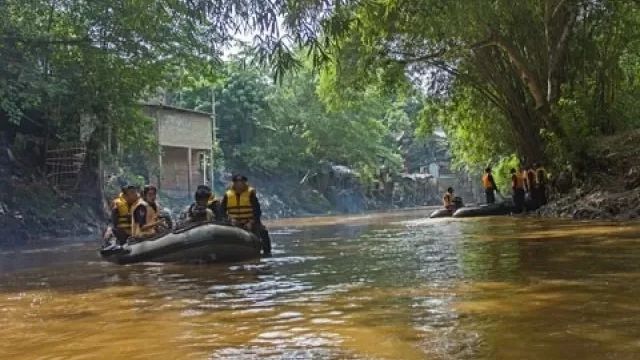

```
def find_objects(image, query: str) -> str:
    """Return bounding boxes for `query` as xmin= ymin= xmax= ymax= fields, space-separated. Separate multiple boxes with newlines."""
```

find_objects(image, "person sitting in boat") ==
xmin=109 ymin=184 xmax=140 ymax=244
xmin=186 ymin=186 xmax=216 ymax=223
xmin=221 ymin=174 xmax=272 ymax=255
xmin=131 ymin=185 xmax=167 ymax=239
xmin=202 ymin=185 xmax=223 ymax=221
xmin=443 ymin=187 xmax=455 ymax=211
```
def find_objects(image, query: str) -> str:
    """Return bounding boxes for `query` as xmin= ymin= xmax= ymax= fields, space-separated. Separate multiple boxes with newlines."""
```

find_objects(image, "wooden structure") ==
xmin=45 ymin=144 xmax=87 ymax=194
xmin=143 ymin=104 xmax=213 ymax=199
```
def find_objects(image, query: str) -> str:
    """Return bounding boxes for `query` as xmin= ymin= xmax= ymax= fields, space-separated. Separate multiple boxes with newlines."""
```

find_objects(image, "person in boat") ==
xmin=110 ymin=184 xmax=140 ymax=244
xmin=131 ymin=185 xmax=167 ymax=238
xmin=443 ymin=187 xmax=456 ymax=211
xmin=535 ymin=162 xmax=548 ymax=206
xmin=111 ymin=185 xmax=125 ymax=209
xmin=221 ymin=174 xmax=272 ymax=255
xmin=204 ymin=185 xmax=224 ymax=221
xmin=482 ymin=167 xmax=498 ymax=204
xmin=511 ymin=167 xmax=526 ymax=213
xmin=187 ymin=186 xmax=216 ymax=223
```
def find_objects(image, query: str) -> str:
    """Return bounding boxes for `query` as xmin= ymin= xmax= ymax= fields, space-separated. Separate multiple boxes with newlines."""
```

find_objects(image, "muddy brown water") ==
xmin=1 ymin=210 xmax=640 ymax=359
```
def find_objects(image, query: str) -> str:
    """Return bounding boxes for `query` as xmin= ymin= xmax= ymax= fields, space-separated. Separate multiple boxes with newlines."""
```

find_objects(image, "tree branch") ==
xmin=476 ymin=32 xmax=548 ymax=111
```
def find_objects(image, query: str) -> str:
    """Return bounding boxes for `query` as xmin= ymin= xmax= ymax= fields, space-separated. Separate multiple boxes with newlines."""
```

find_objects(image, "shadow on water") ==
xmin=1 ymin=212 xmax=640 ymax=359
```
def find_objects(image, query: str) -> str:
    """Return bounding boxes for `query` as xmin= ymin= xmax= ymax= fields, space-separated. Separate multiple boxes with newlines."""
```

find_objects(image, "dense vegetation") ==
xmin=168 ymin=60 xmax=424 ymax=182
xmin=3 ymin=0 xmax=640 ymax=189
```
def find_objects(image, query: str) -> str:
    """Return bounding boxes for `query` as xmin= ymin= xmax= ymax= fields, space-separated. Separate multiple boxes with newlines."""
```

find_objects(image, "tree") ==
xmin=0 ymin=0 xmax=217 ymax=154
xmin=196 ymin=0 xmax=640 ymax=169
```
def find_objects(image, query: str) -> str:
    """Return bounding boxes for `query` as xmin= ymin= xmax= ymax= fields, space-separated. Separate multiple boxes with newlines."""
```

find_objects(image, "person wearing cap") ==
xmin=221 ymin=174 xmax=272 ymax=255
xmin=110 ymin=184 xmax=140 ymax=244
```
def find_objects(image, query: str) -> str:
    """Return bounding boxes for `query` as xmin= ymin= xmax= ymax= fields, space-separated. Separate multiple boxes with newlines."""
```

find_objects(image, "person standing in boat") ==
xmin=221 ymin=174 xmax=272 ymax=255
xmin=482 ymin=167 xmax=498 ymax=204
xmin=443 ymin=187 xmax=456 ymax=211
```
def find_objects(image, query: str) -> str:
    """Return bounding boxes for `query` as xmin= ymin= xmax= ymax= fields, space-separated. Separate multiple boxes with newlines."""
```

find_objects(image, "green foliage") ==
xmin=218 ymin=0 xmax=640 ymax=173
xmin=418 ymin=85 xmax=512 ymax=171
xmin=492 ymin=154 xmax=521 ymax=194
xmin=0 ymin=0 xmax=218 ymax=167
xmin=171 ymin=60 xmax=411 ymax=183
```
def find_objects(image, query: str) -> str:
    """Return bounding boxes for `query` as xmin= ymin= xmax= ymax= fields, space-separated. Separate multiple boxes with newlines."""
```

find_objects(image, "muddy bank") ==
xmin=0 ymin=150 xmax=101 ymax=247
xmin=538 ymin=130 xmax=640 ymax=220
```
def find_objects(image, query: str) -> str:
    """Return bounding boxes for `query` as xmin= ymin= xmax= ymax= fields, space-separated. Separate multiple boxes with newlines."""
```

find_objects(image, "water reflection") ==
xmin=1 ymin=213 xmax=640 ymax=359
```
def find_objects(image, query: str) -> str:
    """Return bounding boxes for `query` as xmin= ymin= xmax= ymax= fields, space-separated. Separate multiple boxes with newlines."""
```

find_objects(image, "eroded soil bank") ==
xmin=539 ymin=130 xmax=640 ymax=220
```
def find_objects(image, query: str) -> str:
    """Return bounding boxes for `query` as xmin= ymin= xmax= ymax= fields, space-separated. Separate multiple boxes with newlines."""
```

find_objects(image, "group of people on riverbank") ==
xmin=106 ymin=174 xmax=271 ymax=255
xmin=441 ymin=164 xmax=548 ymax=214
xmin=509 ymin=164 xmax=548 ymax=212
xmin=481 ymin=164 xmax=548 ymax=212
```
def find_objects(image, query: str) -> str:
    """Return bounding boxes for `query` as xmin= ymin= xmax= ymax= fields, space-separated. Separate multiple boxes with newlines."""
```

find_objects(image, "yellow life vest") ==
xmin=113 ymin=197 xmax=133 ymax=235
xmin=482 ymin=174 xmax=493 ymax=190
xmin=226 ymin=187 xmax=255 ymax=221
xmin=131 ymin=200 xmax=157 ymax=237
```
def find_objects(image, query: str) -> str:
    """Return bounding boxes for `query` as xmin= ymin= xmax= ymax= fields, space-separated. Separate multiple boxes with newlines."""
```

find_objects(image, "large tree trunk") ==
xmin=473 ymin=47 xmax=548 ymax=164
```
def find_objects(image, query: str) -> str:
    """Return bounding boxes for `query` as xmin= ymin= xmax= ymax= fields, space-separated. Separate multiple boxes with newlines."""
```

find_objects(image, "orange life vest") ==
xmin=512 ymin=173 xmax=525 ymax=189
xmin=482 ymin=174 xmax=493 ymax=190
xmin=536 ymin=167 xmax=547 ymax=186
xmin=526 ymin=169 xmax=537 ymax=189
xmin=443 ymin=192 xmax=453 ymax=207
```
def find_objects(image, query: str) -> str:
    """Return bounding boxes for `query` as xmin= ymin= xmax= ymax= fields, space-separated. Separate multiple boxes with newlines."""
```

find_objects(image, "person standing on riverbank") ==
xmin=535 ymin=163 xmax=548 ymax=206
xmin=511 ymin=168 xmax=526 ymax=213
xmin=482 ymin=167 xmax=498 ymax=204
xmin=524 ymin=164 xmax=538 ymax=207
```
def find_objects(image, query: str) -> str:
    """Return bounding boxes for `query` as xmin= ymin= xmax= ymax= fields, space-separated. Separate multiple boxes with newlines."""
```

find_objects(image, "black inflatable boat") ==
xmin=100 ymin=223 xmax=262 ymax=264
xmin=452 ymin=202 xmax=514 ymax=218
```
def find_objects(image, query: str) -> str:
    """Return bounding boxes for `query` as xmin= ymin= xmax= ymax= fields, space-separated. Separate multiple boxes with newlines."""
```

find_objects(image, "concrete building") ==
xmin=142 ymin=104 xmax=213 ymax=200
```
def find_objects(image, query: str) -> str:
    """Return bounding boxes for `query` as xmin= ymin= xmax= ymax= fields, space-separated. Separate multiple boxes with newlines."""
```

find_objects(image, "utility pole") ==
xmin=210 ymin=87 xmax=216 ymax=191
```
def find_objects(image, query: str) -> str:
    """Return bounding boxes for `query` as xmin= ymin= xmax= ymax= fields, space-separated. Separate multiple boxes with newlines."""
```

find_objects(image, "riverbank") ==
xmin=0 ymin=146 xmax=102 ymax=247
xmin=539 ymin=130 xmax=640 ymax=220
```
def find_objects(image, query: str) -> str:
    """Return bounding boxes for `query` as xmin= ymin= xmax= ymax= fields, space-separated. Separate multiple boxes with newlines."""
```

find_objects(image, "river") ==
xmin=1 ymin=210 xmax=640 ymax=359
